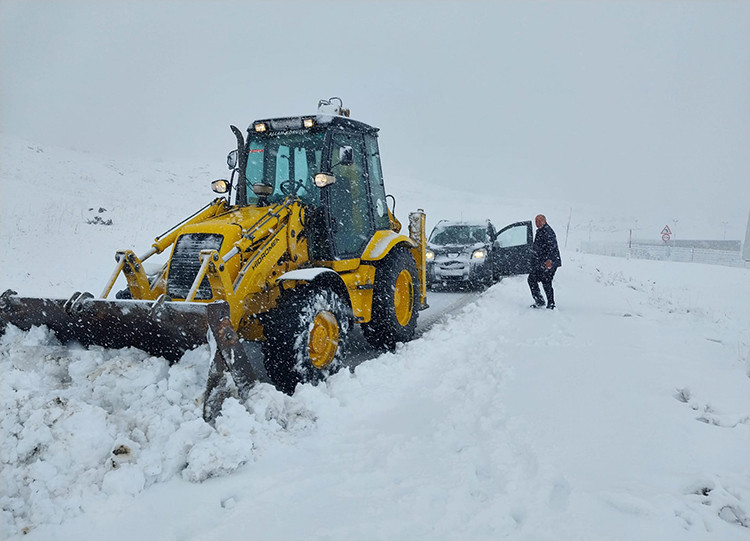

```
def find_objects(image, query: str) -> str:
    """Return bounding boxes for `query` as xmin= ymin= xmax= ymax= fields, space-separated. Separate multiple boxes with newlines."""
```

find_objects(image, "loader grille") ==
xmin=166 ymin=233 xmax=224 ymax=300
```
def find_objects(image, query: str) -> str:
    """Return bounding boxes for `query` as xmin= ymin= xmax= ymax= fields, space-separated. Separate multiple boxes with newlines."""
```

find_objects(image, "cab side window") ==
xmin=364 ymin=134 xmax=390 ymax=230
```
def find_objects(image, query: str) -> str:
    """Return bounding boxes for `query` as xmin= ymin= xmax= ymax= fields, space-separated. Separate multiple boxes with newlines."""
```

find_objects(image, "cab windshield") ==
xmin=429 ymin=225 xmax=486 ymax=245
xmin=244 ymin=131 xmax=325 ymax=206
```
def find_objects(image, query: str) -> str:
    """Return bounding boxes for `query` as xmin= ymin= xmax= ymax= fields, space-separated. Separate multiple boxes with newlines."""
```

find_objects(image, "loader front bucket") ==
xmin=1 ymin=290 xmax=261 ymax=422
xmin=0 ymin=290 xmax=209 ymax=361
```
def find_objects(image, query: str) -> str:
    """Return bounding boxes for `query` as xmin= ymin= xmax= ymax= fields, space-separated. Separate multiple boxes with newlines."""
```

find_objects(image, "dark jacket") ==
xmin=532 ymin=223 xmax=562 ymax=269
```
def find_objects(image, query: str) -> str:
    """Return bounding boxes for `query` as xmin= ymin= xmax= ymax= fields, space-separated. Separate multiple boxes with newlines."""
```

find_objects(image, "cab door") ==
xmin=492 ymin=221 xmax=533 ymax=277
xmin=326 ymin=131 xmax=375 ymax=259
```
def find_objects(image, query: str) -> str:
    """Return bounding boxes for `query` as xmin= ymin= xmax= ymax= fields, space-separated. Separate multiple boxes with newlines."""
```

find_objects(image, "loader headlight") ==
xmin=472 ymin=249 xmax=486 ymax=259
xmin=254 ymin=122 xmax=267 ymax=133
xmin=303 ymin=118 xmax=315 ymax=128
xmin=211 ymin=179 xmax=230 ymax=194
xmin=425 ymin=249 xmax=434 ymax=260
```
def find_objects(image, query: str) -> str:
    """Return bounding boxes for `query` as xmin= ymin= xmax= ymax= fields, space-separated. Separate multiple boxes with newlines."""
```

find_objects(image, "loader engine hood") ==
xmin=166 ymin=205 xmax=284 ymax=300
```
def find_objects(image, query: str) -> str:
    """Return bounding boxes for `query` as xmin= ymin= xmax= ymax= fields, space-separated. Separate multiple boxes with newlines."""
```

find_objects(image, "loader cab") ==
xmin=238 ymin=115 xmax=391 ymax=261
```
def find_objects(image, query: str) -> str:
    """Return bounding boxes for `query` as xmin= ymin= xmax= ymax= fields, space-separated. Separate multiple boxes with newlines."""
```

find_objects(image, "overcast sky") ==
xmin=1 ymin=0 xmax=748 ymax=235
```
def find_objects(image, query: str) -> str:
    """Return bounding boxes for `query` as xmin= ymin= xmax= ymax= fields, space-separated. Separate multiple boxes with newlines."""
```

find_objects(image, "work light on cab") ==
xmin=252 ymin=183 xmax=274 ymax=196
xmin=314 ymin=173 xmax=336 ymax=187
xmin=211 ymin=179 xmax=230 ymax=194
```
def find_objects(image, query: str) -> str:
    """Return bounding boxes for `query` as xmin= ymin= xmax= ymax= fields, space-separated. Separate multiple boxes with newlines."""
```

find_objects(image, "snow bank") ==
xmin=0 ymin=325 xmax=322 ymax=536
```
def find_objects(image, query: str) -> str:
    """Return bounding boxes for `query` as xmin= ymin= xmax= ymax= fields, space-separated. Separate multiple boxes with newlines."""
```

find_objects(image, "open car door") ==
xmin=492 ymin=220 xmax=533 ymax=277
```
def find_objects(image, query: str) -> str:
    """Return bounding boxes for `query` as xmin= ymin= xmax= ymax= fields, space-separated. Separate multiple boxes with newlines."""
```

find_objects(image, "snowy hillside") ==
xmin=1 ymin=138 xmax=748 ymax=539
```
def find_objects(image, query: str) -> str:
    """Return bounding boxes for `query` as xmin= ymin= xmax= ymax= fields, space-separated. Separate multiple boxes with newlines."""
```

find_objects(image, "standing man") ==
xmin=529 ymin=214 xmax=562 ymax=309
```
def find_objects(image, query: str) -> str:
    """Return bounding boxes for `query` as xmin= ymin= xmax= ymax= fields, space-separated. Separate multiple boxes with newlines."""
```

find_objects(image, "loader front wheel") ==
xmin=263 ymin=286 xmax=351 ymax=394
xmin=362 ymin=249 xmax=419 ymax=351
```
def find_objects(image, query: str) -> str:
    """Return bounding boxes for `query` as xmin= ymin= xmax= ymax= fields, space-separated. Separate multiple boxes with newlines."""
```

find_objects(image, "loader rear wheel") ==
xmin=362 ymin=249 xmax=419 ymax=351
xmin=263 ymin=286 xmax=351 ymax=394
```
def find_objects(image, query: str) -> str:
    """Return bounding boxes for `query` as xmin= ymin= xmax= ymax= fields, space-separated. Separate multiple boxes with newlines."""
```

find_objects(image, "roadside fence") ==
xmin=579 ymin=241 xmax=749 ymax=268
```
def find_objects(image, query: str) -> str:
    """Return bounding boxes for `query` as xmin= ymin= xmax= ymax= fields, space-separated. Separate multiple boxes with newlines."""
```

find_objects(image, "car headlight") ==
xmin=472 ymin=249 xmax=486 ymax=259
xmin=425 ymin=249 xmax=434 ymax=261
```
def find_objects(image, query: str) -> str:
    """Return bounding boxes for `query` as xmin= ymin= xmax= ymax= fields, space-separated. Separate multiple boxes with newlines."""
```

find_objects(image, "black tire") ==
xmin=475 ymin=267 xmax=493 ymax=290
xmin=263 ymin=286 xmax=351 ymax=394
xmin=362 ymin=249 xmax=419 ymax=351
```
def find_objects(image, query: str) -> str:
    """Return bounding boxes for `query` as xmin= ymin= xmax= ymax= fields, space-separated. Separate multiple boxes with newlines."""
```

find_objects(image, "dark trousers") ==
xmin=528 ymin=267 xmax=557 ymax=306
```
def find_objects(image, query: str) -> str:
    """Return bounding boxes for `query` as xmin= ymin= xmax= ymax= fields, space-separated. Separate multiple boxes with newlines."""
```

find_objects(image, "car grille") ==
xmin=166 ymin=233 xmax=223 ymax=300
xmin=439 ymin=261 xmax=466 ymax=269
xmin=431 ymin=246 xmax=472 ymax=257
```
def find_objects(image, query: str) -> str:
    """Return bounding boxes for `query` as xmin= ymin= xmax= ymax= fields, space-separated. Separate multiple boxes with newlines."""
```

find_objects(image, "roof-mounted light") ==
xmin=303 ymin=118 xmax=315 ymax=128
xmin=254 ymin=123 xmax=267 ymax=133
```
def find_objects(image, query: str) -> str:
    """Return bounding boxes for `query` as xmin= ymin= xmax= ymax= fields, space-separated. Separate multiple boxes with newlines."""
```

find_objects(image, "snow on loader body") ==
xmin=0 ymin=98 xmax=428 ymax=422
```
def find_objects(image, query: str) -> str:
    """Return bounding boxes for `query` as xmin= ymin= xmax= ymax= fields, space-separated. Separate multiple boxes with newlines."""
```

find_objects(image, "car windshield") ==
xmin=244 ymin=131 xmax=325 ymax=206
xmin=429 ymin=225 xmax=486 ymax=245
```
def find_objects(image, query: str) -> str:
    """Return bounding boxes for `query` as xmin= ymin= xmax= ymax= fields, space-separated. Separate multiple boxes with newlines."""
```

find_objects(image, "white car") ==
xmin=425 ymin=219 xmax=534 ymax=289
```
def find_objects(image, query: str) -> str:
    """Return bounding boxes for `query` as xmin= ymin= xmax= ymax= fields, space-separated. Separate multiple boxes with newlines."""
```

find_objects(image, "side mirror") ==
xmin=211 ymin=179 xmax=231 ymax=194
xmin=227 ymin=150 xmax=238 ymax=170
xmin=314 ymin=173 xmax=336 ymax=187
xmin=338 ymin=146 xmax=353 ymax=167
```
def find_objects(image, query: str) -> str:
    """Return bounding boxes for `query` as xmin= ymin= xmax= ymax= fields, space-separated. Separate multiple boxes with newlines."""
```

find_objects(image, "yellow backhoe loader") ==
xmin=0 ymin=98 xmax=427 ymax=421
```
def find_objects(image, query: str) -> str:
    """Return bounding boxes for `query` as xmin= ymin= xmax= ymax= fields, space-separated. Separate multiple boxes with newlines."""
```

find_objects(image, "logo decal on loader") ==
xmin=252 ymin=236 xmax=280 ymax=270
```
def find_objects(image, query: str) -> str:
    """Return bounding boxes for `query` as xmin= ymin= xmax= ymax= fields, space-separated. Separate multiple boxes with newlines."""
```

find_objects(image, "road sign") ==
xmin=661 ymin=225 xmax=672 ymax=235
xmin=661 ymin=225 xmax=672 ymax=243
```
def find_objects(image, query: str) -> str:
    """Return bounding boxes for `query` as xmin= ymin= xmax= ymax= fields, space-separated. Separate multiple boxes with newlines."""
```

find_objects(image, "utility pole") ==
xmin=721 ymin=221 xmax=728 ymax=240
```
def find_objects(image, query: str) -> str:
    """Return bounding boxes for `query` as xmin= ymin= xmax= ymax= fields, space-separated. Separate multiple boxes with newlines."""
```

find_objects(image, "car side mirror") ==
xmin=227 ymin=150 xmax=238 ymax=170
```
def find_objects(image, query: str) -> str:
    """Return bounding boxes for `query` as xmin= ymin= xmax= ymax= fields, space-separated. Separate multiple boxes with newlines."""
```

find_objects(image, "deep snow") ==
xmin=1 ymin=137 xmax=748 ymax=539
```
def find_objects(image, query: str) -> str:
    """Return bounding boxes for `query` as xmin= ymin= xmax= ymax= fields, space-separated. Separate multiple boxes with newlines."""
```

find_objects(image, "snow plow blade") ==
xmin=0 ymin=290 xmax=259 ymax=422
xmin=0 ymin=290 xmax=209 ymax=361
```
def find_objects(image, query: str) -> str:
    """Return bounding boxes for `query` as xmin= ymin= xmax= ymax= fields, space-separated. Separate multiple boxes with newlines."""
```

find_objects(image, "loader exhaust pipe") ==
xmin=231 ymin=125 xmax=247 ymax=206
